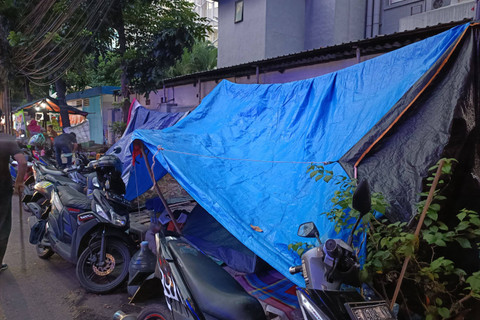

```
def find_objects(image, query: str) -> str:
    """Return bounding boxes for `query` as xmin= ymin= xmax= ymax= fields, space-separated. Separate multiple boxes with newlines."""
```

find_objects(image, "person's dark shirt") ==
xmin=0 ymin=133 xmax=22 ymax=193
xmin=54 ymin=133 xmax=77 ymax=148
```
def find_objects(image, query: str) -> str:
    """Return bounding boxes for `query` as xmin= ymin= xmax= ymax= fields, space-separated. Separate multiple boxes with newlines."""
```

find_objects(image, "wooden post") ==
xmin=390 ymin=159 xmax=445 ymax=309
xmin=139 ymin=141 xmax=182 ymax=234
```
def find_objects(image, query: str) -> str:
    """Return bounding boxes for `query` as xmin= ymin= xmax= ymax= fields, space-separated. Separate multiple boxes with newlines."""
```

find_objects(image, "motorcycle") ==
xmin=28 ymin=155 xmax=137 ymax=294
xmin=28 ymin=183 xmax=134 ymax=293
xmin=23 ymin=151 xmax=102 ymax=216
xmin=22 ymin=159 xmax=89 ymax=217
xmin=114 ymin=209 xmax=267 ymax=320
xmin=289 ymin=180 xmax=395 ymax=320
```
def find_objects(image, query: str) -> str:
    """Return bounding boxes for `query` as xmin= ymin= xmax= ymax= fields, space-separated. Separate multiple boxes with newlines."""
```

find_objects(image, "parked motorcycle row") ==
xmin=12 ymin=139 xmax=147 ymax=295
xmin=11 ymin=138 xmax=396 ymax=320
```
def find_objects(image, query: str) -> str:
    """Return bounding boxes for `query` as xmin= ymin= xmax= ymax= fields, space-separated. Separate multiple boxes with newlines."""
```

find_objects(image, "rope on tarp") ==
xmin=151 ymin=145 xmax=338 ymax=165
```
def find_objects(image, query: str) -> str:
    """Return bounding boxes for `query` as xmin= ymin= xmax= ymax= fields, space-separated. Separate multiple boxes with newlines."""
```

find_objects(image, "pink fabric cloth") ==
xmin=27 ymin=119 xmax=42 ymax=134
xmin=126 ymin=99 xmax=137 ymax=125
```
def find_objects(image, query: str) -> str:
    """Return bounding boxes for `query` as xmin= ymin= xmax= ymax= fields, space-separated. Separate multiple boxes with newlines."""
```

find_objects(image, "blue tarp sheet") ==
xmin=183 ymin=205 xmax=264 ymax=273
xmin=126 ymin=24 xmax=468 ymax=286
xmin=107 ymin=104 xmax=184 ymax=183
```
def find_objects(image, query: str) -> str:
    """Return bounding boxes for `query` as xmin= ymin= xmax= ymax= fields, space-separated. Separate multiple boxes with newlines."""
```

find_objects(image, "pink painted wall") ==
xmin=132 ymin=53 xmax=381 ymax=112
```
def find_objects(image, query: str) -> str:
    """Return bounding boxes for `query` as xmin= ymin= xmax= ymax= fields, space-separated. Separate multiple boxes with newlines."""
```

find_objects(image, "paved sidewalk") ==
xmin=0 ymin=195 xmax=140 ymax=320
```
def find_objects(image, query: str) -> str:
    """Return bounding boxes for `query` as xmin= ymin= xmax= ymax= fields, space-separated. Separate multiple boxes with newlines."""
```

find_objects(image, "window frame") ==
xmin=235 ymin=0 xmax=244 ymax=23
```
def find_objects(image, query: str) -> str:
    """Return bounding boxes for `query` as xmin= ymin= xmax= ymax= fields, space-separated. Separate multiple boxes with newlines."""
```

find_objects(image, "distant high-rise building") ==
xmin=189 ymin=0 xmax=219 ymax=44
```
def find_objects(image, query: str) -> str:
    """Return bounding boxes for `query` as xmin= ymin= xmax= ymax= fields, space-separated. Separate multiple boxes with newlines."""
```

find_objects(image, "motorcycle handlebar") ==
xmin=289 ymin=265 xmax=303 ymax=274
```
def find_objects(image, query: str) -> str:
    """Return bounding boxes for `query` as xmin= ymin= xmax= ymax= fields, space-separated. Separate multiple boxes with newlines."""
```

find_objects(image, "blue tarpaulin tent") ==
xmin=126 ymin=23 xmax=478 ymax=286
xmin=107 ymin=102 xmax=185 ymax=183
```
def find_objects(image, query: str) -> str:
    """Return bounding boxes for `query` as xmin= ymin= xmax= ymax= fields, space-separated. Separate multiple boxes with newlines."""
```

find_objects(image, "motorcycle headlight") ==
xmin=95 ymin=204 xmax=109 ymax=221
xmin=95 ymin=204 xmax=126 ymax=227
xmin=110 ymin=210 xmax=127 ymax=227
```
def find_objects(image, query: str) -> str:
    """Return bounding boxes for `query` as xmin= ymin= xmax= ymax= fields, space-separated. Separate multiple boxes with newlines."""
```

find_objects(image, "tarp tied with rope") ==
xmin=127 ymin=23 xmax=480 ymax=286
xmin=106 ymin=100 xmax=185 ymax=185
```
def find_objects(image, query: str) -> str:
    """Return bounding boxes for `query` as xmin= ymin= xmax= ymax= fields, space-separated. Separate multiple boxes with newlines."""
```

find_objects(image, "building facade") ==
xmin=190 ymin=0 xmax=219 ymax=44
xmin=215 ymin=0 xmax=476 ymax=68
xmin=66 ymin=86 xmax=121 ymax=145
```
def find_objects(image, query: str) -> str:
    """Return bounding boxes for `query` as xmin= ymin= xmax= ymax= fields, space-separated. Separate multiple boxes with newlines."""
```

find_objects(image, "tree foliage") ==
xmin=122 ymin=0 xmax=211 ymax=95
xmin=0 ymin=0 xmax=210 ymax=107
xmin=166 ymin=40 xmax=217 ymax=78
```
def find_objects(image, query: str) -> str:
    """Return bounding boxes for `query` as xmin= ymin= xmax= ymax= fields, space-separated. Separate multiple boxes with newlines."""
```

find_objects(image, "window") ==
xmin=76 ymin=98 xmax=90 ymax=107
xmin=235 ymin=0 xmax=243 ymax=23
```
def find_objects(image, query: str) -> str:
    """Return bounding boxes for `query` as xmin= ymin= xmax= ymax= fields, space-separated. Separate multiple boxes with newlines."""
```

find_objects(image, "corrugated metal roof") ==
xmin=66 ymin=86 xmax=120 ymax=100
xmin=161 ymin=19 xmax=472 ymax=87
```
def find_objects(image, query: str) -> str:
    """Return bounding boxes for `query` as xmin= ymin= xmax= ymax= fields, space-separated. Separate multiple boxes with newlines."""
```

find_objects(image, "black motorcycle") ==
xmin=114 ymin=210 xmax=267 ymax=320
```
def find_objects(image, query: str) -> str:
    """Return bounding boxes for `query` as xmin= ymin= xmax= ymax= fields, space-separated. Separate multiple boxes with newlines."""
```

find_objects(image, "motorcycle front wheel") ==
xmin=76 ymin=238 xmax=130 ymax=294
xmin=137 ymin=304 xmax=171 ymax=320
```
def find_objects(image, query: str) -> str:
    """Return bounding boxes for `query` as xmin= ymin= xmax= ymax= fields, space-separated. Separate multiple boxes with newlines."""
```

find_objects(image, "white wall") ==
xmin=217 ymin=0 xmax=267 ymax=67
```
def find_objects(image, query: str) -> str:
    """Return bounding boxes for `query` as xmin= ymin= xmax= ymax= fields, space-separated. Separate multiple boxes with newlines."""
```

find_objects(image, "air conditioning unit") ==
xmin=432 ymin=0 xmax=451 ymax=9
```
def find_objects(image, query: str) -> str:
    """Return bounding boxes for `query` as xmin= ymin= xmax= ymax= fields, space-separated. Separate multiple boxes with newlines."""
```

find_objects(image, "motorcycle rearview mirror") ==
xmin=298 ymin=222 xmax=321 ymax=245
xmin=348 ymin=179 xmax=372 ymax=247
xmin=352 ymin=179 xmax=371 ymax=216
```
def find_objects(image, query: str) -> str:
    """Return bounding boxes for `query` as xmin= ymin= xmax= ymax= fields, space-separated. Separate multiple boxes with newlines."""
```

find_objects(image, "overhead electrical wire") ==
xmin=12 ymin=0 xmax=116 ymax=86
xmin=18 ymin=0 xmax=111 ymax=73
xmin=15 ymin=0 xmax=108 ymax=66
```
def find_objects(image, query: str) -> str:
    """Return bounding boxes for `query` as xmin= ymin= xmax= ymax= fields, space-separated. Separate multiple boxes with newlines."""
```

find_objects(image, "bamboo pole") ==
xmin=139 ymin=141 xmax=182 ymax=234
xmin=390 ymin=159 xmax=445 ymax=309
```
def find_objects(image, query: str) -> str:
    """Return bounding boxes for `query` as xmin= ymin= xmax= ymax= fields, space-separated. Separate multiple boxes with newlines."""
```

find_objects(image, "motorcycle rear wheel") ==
xmin=137 ymin=304 xmax=171 ymax=320
xmin=76 ymin=238 xmax=130 ymax=294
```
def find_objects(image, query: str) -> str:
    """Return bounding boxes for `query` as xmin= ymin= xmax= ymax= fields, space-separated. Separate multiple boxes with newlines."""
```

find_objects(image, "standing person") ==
xmin=53 ymin=132 xmax=78 ymax=169
xmin=0 ymin=133 xmax=27 ymax=272
xmin=27 ymin=119 xmax=43 ymax=135
xmin=47 ymin=124 xmax=58 ymax=139
xmin=46 ymin=124 xmax=58 ymax=152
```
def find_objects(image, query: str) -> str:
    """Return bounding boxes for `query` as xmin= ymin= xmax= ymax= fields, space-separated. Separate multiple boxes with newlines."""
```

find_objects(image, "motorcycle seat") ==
xmin=167 ymin=239 xmax=266 ymax=320
xmin=45 ymin=174 xmax=84 ymax=193
xmin=57 ymin=185 xmax=91 ymax=210
xmin=39 ymin=165 xmax=66 ymax=176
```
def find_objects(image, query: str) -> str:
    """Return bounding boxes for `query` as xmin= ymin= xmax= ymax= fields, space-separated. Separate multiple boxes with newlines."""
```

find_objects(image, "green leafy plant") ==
xmin=304 ymin=159 xmax=480 ymax=319
xmin=109 ymin=121 xmax=127 ymax=139
xmin=288 ymin=242 xmax=314 ymax=257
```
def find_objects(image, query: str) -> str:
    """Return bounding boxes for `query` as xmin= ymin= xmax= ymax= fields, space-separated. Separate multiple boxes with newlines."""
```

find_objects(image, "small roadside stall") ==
xmin=13 ymin=97 xmax=89 ymax=141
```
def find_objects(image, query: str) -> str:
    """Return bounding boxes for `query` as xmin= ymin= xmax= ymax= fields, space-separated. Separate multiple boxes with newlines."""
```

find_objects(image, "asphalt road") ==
xmin=0 ymin=195 xmax=141 ymax=320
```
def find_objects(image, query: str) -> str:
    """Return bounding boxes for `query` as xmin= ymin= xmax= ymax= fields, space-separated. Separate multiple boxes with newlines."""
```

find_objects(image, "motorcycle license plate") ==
xmin=344 ymin=301 xmax=395 ymax=320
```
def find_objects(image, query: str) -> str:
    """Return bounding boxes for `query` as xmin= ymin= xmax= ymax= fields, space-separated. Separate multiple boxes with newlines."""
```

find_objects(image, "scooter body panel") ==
xmin=297 ymin=288 xmax=364 ymax=320
xmin=156 ymin=234 xmax=199 ymax=320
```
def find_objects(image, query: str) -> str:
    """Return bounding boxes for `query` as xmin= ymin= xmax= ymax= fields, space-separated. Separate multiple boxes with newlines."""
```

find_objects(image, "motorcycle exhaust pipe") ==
xmin=112 ymin=310 xmax=136 ymax=320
